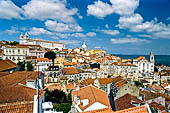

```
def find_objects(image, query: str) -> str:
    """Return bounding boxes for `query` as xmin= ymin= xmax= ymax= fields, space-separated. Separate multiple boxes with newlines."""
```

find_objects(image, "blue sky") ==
xmin=0 ymin=0 xmax=170 ymax=55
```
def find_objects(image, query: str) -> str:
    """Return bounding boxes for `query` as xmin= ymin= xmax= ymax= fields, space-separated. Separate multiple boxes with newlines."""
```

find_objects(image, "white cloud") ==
xmin=110 ymin=0 xmax=139 ymax=16
xmin=71 ymin=33 xmax=86 ymax=37
xmin=59 ymin=40 xmax=80 ymax=45
xmin=117 ymin=14 xmax=143 ymax=29
xmin=45 ymin=20 xmax=83 ymax=32
xmin=94 ymin=46 xmax=101 ymax=49
xmin=117 ymin=14 xmax=170 ymax=39
xmin=87 ymin=1 xmax=114 ymax=18
xmin=29 ymin=27 xmax=53 ymax=35
xmin=102 ymin=29 xmax=120 ymax=36
xmin=51 ymin=36 xmax=59 ymax=40
xmin=5 ymin=27 xmax=19 ymax=35
xmin=86 ymin=32 xmax=96 ymax=37
xmin=167 ymin=17 xmax=170 ymax=21
xmin=111 ymin=37 xmax=150 ymax=44
xmin=87 ymin=0 xmax=139 ymax=18
xmin=56 ymin=33 xmax=71 ymax=38
xmin=105 ymin=24 xmax=109 ymax=28
xmin=22 ymin=0 xmax=77 ymax=23
xmin=77 ymin=13 xmax=83 ymax=19
xmin=0 ymin=0 xmax=23 ymax=19
xmin=138 ymin=34 xmax=153 ymax=38
xmin=96 ymin=29 xmax=120 ymax=36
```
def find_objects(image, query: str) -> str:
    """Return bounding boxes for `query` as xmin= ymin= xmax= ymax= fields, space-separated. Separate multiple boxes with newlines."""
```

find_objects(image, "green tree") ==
xmin=8 ymin=41 xmax=19 ymax=45
xmin=134 ymin=81 xmax=144 ymax=88
xmin=17 ymin=61 xmax=25 ymax=71
xmin=53 ymin=103 xmax=72 ymax=113
xmin=44 ymin=51 xmax=56 ymax=66
xmin=45 ymin=89 xmax=72 ymax=113
xmin=27 ymin=61 xmax=34 ymax=71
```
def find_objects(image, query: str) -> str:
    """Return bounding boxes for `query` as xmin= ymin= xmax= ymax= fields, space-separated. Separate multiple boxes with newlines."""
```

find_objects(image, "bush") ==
xmin=45 ymin=89 xmax=72 ymax=113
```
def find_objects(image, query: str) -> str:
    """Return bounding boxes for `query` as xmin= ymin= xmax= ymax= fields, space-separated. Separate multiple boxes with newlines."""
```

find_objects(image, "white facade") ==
xmin=133 ymin=52 xmax=154 ymax=74
xmin=84 ymin=102 xmax=108 ymax=112
xmin=3 ymin=46 xmax=29 ymax=63
xmin=36 ymin=60 xmax=53 ymax=72
xmin=19 ymin=32 xmax=65 ymax=50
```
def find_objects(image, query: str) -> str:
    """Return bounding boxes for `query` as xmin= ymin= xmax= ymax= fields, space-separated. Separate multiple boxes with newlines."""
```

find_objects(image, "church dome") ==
xmin=82 ymin=42 xmax=87 ymax=49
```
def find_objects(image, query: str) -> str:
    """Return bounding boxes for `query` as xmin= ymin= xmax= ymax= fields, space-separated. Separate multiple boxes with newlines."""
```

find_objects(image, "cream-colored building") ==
xmin=3 ymin=45 xmax=29 ymax=63
xmin=19 ymin=32 xmax=65 ymax=50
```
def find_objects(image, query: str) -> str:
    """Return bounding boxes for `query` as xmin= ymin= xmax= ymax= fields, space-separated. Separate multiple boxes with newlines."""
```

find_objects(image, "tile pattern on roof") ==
xmin=0 ymin=101 xmax=33 ymax=113
xmin=72 ymin=85 xmax=111 ymax=111
xmin=0 ymin=60 xmax=17 ymax=72
xmin=115 ymin=93 xmax=143 ymax=111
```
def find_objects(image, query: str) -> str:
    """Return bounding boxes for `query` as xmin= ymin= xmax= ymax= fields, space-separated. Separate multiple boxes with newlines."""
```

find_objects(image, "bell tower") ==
xmin=150 ymin=51 xmax=154 ymax=73
xmin=150 ymin=51 xmax=154 ymax=63
xmin=19 ymin=32 xmax=29 ymax=44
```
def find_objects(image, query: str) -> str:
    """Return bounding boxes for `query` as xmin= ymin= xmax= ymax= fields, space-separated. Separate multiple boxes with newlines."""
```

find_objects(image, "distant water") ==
xmin=114 ymin=54 xmax=170 ymax=66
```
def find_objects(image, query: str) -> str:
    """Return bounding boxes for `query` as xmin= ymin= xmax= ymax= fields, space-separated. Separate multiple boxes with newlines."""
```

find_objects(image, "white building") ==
xmin=71 ymin=85 xmax=111 ymax=112
xmin=3 ymin=45 xmax=29 ymax=63
xmin=19 ymin=32 xmax=65 ymax=50
xmin=133 ymin=51 xmax=154 ymax=74
xmin=36 ymin=58 xmax=53 ymax=72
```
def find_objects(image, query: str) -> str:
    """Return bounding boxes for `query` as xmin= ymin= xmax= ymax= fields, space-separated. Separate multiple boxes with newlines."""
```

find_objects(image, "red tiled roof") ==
xmin=115 ymin=80 xmax=127 ymax=88
xmin=82 ymin=108 xmax=114 ymax=113
xmin=115 ymin=93 xmax=143 ymax=111
xmin=62 ymin=67 xmax=80 ymax=75
xmin=115 ymin=105 xmax=148 ymax=113
xmin=0 ymin=86 xmax=36 ymax=103
xmin=0 ymin=101 xmax=33 ymax=113
xmin=0 ymin=60 xmax=18 ymax=72
xmin=81 ymin=76 xmax=122 ymax=86
xmin=136 ymin=56 xmax=145 ymax=61
xmin=64 ymin=61 xmax=73 ymax=66
xmin=0 ymin=71 xmax=40 ymax=88
xmin=37 ymin=58 xmax=51 ymax=62
xmin=72 ymin=85 xmax=111 ymax=111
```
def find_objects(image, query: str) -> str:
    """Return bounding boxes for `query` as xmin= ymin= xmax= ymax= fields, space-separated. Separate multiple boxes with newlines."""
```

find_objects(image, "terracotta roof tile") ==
xmin=0 ymin=71 xmax=40 ymax=88
xmin=37 ymin=58 xmax=51 ymax=62
xmin=0 ymin=101 xmax=33 ymax=113
xmin=82 ymin=108 xmax=114 ymax=113
xmin=0 ymin=60 xmax=18 ymax=72
xmin=115 ymin=80 xmax=127 ymax=88
xmin=0 ymin=86 xmax=36 ymax=103
xmin=62 ymin=67 xmax=80 ymax=75
xmin=136 ymin=56 xmax=145 ymax=61
xmin=115 ymin=105 xmax=148 ymax=113
xmin=115 ymin=93 xmax=143 ymax=111
xmin=72 ymin=85 xmax=111 ymax=111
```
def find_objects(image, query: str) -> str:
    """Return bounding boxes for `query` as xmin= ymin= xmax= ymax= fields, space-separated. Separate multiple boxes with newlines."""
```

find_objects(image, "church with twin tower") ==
xmin=19 ymin=32 xmax=65 ymax=50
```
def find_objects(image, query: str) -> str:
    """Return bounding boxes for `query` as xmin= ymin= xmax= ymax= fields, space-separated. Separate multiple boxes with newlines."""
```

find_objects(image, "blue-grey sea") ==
xmin=114 ymin=54 xmax=170 ymax=66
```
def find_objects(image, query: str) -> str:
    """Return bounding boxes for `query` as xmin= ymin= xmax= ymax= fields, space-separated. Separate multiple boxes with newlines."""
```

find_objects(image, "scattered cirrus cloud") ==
xmin=29 ymin=27 xmax=53 ymax=35
xmin=58 ymin=40 xmax=80 ymax=45
xmin=4 ymin=26 xmax=19 ymax=35
xmin=71 ymin=33 xmax=86 ymax=37
xmin=111 ymin=37 xmax=150 ymax=44
xmin=86 ymin=32 xmax=96 ymax=37
xmin=96 ymin=29 xmax=120 ymax=36
xmin=167 ymin=17 xmax=170 ymax=21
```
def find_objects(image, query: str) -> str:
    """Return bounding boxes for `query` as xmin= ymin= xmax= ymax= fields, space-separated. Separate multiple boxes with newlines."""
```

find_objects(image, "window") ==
xmin=18 ymin=49 xmax=20 ymax=54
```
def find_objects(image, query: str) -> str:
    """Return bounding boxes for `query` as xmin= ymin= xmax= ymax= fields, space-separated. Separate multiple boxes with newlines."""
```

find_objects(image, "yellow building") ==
xmin=54 ymin=56 xmax=65 ymax=68
xmin=89 ymin=49 xmax=105 ymax=55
